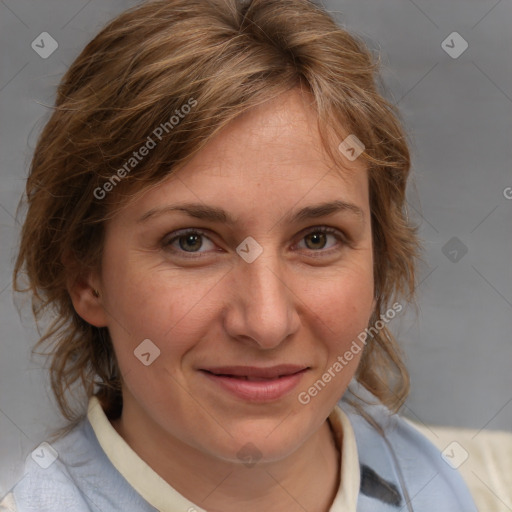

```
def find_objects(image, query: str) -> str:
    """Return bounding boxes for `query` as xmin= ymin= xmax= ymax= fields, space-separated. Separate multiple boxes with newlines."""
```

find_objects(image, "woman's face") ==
xmin=94 ymin=89 xmax=375 ymax=463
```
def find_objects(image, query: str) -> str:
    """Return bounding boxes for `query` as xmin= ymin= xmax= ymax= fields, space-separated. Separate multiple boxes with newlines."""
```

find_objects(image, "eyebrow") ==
xmin=137 ymin=200 xmax=364 ymax=225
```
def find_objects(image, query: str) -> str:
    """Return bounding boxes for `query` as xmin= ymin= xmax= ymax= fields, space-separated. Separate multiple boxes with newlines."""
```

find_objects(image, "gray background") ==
xmin=1 ymin=0 xmax=511 ymax=498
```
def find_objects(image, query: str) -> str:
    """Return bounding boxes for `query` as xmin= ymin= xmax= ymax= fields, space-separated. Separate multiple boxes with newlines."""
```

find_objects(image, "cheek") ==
xmin=100 ymin=252 xmax=223 ymax=373
xmin=305 ymin=264 xmax=374 ymax=333
xmin=301 ymin=265 xmax=375 ymax=379
xmin=292 ymin=266 xmax=374 ymax=423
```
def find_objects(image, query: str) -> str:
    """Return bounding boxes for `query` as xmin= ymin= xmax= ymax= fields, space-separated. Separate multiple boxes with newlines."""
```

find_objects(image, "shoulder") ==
xmin=340 ymin=383 xmax=478 ymax=512
xmin=5 ymin=420 xmax=95 ymax=512
xmin=5 ymin=418 xmax=155 ymax=512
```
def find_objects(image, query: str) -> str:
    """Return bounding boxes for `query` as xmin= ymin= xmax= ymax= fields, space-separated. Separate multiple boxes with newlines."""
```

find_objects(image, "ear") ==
xmin=63 ymin=251 xmax=108 ymax=328
xmin=66 ymin=272 xmax=109 ymax=328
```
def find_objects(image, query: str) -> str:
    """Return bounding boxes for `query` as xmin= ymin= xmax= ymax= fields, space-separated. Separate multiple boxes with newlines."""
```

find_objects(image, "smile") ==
xmin=200 ymin=365 xmax=309 ymax=402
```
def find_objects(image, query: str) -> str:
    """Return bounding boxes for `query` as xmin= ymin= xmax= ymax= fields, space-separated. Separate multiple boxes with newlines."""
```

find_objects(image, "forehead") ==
xmin=179 ymin=89 xmax=365 ymax=181
xmin=117 ymin=88 xmax=369 ymax=221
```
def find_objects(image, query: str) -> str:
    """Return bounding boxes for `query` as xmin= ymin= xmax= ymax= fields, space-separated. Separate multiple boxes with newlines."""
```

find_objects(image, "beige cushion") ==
xmin=0 ymin=493 xmax=16 ymax=512
xmin=408 ymin=420 xmax=512 ymax=512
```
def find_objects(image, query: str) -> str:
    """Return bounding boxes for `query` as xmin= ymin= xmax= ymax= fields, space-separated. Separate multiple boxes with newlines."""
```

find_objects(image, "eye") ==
xmin=163 ymin=229 xmax=217 ymax=254
xmin=296 ymin=227 xmax=344 ymax=252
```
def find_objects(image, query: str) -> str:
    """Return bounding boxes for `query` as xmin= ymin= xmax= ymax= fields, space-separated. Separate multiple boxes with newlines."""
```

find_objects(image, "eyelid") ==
xmin=300 ymin=225 xmax=345 ymax=237
xmin=163 ymin=227 xmax=206 ymax=243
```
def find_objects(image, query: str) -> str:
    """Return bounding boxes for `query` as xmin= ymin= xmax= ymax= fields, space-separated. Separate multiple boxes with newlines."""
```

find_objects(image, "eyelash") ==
xmin=162 ymin=226 xmax=347 ymax=258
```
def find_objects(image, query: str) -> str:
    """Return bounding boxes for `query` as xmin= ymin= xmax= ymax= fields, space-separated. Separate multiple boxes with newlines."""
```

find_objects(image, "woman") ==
xmin=3 ymin=0 xmax=476 ymax=510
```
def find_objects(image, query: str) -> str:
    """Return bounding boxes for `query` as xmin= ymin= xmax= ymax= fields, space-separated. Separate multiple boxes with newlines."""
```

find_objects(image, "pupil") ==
xmin=306 ymin=232 xmax=326 ymax=249
xmin=180 ymin=234 xmax=202 ymax=252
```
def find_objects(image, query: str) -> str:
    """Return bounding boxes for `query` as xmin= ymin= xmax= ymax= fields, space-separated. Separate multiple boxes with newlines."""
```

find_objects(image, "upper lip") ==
xmin=201 ymin=364 xmax=309 ymax=379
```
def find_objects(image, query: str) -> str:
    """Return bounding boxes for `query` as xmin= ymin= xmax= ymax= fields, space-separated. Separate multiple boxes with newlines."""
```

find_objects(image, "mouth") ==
xmin=200 ymin=364 xmax=309 ymax=379
xmin=199 ymin=365 xmax=310 ymax=402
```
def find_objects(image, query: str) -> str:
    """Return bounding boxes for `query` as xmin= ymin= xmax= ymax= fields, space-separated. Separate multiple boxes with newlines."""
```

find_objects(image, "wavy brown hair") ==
xmin=13 ymin=0 xmax=419 ymax=423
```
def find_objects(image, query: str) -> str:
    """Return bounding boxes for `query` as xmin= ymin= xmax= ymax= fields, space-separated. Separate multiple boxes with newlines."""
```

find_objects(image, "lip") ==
xmin=200 ymin=365 xmax=309 ymax=402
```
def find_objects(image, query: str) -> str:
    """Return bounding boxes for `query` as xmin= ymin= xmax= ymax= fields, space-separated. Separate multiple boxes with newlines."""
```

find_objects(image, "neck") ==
xmin=111 ymin=405 xmax=341 ymax=512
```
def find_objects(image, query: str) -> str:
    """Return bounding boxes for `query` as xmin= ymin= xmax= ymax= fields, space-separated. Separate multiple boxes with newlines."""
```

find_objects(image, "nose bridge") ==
xmin=226 ymin=251 xmax=299 ymax=348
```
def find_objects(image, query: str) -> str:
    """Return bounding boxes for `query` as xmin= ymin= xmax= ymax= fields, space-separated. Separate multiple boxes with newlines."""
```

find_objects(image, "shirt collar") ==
xmin=87 ymin=396 xmax=360 ymax=512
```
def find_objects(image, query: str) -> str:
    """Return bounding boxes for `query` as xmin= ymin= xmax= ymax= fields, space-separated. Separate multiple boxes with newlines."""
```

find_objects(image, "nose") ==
xmin=223 ymin=252 xmax=301 ymax=350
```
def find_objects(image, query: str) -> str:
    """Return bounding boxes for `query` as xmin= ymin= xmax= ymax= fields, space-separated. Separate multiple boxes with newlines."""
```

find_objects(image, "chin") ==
xmin=204 ymin=416 xmax=314 ymax=465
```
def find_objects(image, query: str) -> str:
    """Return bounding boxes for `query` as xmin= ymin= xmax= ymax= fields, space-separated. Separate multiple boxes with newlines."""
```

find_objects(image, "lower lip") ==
xmin=201 ymin=370 xmax=307 ymax=402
